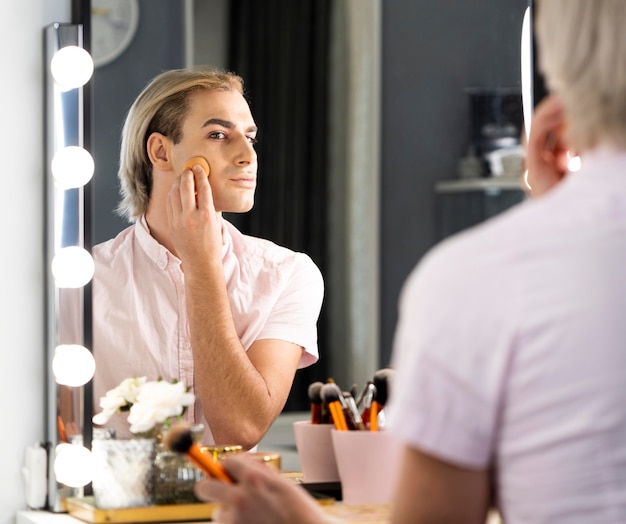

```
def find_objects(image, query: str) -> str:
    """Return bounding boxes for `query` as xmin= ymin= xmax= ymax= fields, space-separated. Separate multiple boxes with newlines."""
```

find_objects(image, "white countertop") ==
xmin=16 ymin=511 xmax=211 ymax=524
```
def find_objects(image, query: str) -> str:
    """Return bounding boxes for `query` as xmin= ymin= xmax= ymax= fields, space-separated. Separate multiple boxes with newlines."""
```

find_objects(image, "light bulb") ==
xmin=54 ymin=443 xmax=93 ymax=487
xmin=51 ymin=146 xmax=94 ymax=189
xmin=50 ymin=46 xmax=94 ymax=90
xmin=52 ymin=344 xmax=95 ymax=387
xmin=51 ymin=246 xmax=94 ymax=288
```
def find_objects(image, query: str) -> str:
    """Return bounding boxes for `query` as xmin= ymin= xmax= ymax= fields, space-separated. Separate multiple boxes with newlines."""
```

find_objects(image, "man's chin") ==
xmin=218 ymin=200 xmax=255 ymax=214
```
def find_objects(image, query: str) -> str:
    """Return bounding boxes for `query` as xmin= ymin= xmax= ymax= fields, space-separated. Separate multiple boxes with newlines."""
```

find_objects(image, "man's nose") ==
xmin=233 ymin=136 xmax=256 ymax=165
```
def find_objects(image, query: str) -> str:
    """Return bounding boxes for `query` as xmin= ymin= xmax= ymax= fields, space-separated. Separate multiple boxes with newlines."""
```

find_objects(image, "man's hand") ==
xmin=195 ymin=454 xmax=330 ymax=524
xmin=166 ymin=162 xmax=222 ymax=268
xmin=524 ymin=94 xmax=571 ymax=198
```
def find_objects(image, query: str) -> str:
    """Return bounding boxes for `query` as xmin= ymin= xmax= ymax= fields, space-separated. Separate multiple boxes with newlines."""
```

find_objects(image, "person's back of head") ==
xmin=117 ymin=67 xmax=245 ymax=221
xmin=536 ymin=0 xmax=626 ymax=154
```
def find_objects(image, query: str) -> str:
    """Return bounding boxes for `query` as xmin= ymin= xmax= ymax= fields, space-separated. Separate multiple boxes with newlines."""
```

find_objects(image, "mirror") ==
xmin=62 ymin=0 xmax=530 ymax=455
xmin=87 ymin=0 xmax=382 ymax=415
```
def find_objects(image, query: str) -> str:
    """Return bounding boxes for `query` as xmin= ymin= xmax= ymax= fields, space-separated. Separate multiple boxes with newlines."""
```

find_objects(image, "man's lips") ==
xmin=229 ymin=176 xmax=256 ymax=188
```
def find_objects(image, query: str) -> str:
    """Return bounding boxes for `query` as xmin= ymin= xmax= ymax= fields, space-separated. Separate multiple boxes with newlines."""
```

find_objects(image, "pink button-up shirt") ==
xmin=387 ymin=148 xmax=626 ymax=522
xmin=92 ymin=217 xmax=323 ymax=443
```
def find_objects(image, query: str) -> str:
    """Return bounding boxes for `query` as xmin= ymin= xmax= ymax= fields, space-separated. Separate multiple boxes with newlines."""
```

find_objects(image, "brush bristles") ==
xmin=320 ymin=382 xmax=343 ymax=404
xmin=307 ymin=381 xmax=324 ymax=403
xmin=163 ymin=423 xmax=195 ymax=453
xmin=373 ymin=368 xmax=394 ymax=406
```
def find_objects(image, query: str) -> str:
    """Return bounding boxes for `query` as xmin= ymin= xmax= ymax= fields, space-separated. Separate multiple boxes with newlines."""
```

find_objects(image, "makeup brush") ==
xmin=371 ymin=368 xmax=394 ymax=431
xmin=321 ymin=382 xmax=348 ymax=431
xmin=342 ymin=391 xmax=365 ymax=431
xmin=349 ymin=383 xmax=359 ymax=400
xmin=359 ymin=381 xmax=376 ymax=430
xmin=163 ymin=423 xmax=233 ymax=483
xmin=307 ymin=381 xmax=324 ymax=424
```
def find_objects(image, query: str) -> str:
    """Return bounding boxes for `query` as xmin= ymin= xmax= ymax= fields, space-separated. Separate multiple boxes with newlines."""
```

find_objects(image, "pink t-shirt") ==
xmin=92 ymin=217 xmax=323 ymax=444
xmin=387 ymin=148 xmax=626 ymax=522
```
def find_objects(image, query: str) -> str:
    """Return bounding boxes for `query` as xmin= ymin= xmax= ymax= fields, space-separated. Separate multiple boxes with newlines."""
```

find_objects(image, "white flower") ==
xmin=92 ymin=376 xmax=147 ymax=426
xmin=127 ymin=380 xmax=195 ymax=433
xmin=92 ymin=377 xmax=195 ymax=434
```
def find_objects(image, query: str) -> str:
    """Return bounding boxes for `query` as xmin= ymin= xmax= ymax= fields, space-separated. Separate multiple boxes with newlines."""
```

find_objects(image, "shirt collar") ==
xmin=135 ymin=216 xmax=175 ymax=270
xmin=134 ymin=215 xmax=232 ymax=269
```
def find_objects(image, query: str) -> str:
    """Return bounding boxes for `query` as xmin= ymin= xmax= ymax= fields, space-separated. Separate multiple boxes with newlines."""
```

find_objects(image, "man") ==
xmin=93 ymin=69 xmax=324 ymax=449
xmin=194 ymin=1 xmax=626 ymax=522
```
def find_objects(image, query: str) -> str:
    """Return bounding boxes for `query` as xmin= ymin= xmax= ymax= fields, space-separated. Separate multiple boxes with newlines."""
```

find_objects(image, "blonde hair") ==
xmin=117 ymin=67 xmax=244 ymax=221
xmin=535 ymin=0 xmax=626 ymax=153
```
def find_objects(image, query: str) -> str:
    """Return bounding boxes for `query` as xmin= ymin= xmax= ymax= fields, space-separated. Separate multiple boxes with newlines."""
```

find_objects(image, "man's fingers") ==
xmin=193 ymin=164 xmax=213 ymax=209
xmin=179 ymin=170 xmax=197 ymax=208
xmin=195 ymin=477 xmax=232 ymax=503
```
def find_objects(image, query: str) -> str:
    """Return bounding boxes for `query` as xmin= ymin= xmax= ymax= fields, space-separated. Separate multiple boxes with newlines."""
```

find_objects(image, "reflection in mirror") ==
xmin=89 ymin=0 xmax=381 ymax=420
xmin=67 ymin=0 xmax=532 ymax=460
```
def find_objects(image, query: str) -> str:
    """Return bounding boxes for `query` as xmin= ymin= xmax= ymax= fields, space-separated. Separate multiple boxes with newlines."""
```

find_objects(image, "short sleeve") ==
xmin=258 ymin=253 xmax=324 ymax=369
xmin=386 ymin=234 xmax=517 ymax=469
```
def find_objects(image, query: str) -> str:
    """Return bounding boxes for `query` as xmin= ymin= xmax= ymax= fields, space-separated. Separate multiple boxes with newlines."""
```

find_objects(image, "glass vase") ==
xmin=91 ymin=438 xmax=156 ymax=509
xmin=153 ymin=424 xmax=205 ymax=505
xmin=153 ymin=447 xmax=204 ymax=504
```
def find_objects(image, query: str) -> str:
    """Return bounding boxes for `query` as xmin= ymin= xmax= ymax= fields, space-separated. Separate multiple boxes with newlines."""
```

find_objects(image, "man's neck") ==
xmin=144 ymin=208 xmax=178 ymax=258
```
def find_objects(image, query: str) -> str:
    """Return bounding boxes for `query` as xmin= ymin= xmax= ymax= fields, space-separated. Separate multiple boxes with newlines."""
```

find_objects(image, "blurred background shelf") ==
xmin=434 ymin=177 xmax=526 ymax=241
xmin=435 ymin=177 xmax=523 ymax=194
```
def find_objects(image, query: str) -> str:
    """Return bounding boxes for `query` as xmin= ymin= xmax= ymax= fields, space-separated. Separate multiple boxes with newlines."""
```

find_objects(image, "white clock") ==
xmin=91 ymin=0 xmax=140 ymax=68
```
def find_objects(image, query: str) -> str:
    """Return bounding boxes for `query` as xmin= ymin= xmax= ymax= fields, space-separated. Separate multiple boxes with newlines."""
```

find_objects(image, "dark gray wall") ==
xmin=93 ymin=0 xmax=185 ymax=244
xmin=380 ymin=0 xmax=529 ymax=365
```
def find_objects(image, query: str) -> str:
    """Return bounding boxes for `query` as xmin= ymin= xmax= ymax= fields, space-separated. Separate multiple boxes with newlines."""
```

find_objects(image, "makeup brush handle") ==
xmin=329 ymin=401 xmax=348 ymax=431
xmin=187 ymin=444 xmax=233 ymax=483
xmin=311 ymin=403 xmax=322 ymax=424
xmin=370 ymin=402 xmax=380 ymax=432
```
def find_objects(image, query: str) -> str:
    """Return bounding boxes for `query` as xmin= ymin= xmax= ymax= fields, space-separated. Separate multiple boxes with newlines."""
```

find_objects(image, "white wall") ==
xmin=0 ymin=0 xmax=70 ymax=520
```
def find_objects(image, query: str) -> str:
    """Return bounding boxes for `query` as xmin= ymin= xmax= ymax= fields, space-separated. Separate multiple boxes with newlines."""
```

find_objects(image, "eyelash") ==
xmin=208 ymin=131 xmax=258 ymax=145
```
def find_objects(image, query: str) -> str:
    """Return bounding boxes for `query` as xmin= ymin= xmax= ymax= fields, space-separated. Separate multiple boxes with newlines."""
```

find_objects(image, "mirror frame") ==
xmin=44 ymin=13 xmax=93 ymax=510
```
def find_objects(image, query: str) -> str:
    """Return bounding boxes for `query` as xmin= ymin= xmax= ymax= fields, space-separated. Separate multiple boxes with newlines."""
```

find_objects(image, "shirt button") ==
xmin=158 ymin=259 xmax=166 ymax=269
xmin=182 ymin=341 xmax=191 ymax=350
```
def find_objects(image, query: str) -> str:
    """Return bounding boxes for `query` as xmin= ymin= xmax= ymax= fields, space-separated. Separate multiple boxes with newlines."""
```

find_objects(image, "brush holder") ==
xmin=293 ymin=421 xmax=340 ymax=483
xmin=330 ymin=429 xmax=402 ymax=505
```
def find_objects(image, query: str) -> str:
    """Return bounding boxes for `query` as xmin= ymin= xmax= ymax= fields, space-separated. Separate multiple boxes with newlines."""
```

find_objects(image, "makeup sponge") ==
xmin=183 ymin=156 xmax=210 ymax=177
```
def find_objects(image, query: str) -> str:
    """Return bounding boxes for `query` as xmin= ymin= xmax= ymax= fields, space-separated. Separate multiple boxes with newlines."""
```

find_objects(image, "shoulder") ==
xmin=225 ymin=220 xmax=322 ymax=277
xmin=92 ymin=224 xmax=135 ymax=265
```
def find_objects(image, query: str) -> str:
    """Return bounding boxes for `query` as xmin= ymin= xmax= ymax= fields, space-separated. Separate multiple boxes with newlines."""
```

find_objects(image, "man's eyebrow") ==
xmin=201 ymin=118 xmax=258 ymax=133
xmin=201 ymin=118 xmax=233 ymax=128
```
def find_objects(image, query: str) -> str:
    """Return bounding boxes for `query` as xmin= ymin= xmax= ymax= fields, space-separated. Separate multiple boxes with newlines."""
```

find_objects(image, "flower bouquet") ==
xmin=93 ymin=376 xmax=195 ymax=436
xmin=91 ymin=377 xmax=200 ymax=508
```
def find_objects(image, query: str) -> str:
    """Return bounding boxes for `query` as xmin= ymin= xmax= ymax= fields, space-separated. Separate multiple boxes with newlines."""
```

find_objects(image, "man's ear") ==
xmin=146 ymin=132 xmax=174 ymax=170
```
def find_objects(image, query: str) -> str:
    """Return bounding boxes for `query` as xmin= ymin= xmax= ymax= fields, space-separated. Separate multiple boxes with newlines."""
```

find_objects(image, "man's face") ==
xmin=171 ymin=89 xmax=258 ymax=213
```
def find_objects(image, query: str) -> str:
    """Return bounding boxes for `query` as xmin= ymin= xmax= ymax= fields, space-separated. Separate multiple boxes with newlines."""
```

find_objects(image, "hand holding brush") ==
xmin=164 ymin=423 xmax=233 ymax=483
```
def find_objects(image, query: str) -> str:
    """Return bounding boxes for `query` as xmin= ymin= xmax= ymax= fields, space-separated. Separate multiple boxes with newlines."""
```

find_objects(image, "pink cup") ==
xmin=293 ymin=421 xmax=340 ymax=483
xmin=330 ymin=429 xmax=402 ymax=505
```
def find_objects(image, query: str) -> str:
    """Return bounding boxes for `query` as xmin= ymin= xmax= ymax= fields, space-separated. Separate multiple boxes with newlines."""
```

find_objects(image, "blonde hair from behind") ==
xmin=117 ymin=67 xmax=244 ymax=221
xmin=535 ymin=0 xmax=626 ymax=154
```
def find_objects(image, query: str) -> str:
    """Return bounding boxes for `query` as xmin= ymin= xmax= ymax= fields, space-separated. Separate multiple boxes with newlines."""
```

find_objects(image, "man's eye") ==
xmin=248 ymin=136 xmax=258 ymax=145
xmin=209 ymin=131 xmax=226 ymax=139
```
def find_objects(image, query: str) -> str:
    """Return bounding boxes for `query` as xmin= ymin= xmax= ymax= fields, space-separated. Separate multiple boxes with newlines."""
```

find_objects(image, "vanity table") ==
xmin=16 ymin=504 xmax=394 ymax=524
xmin=18 ymin=507 xmax=503 ymax=523
xmin=16 ymin=512 xmax=211 ymax=524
